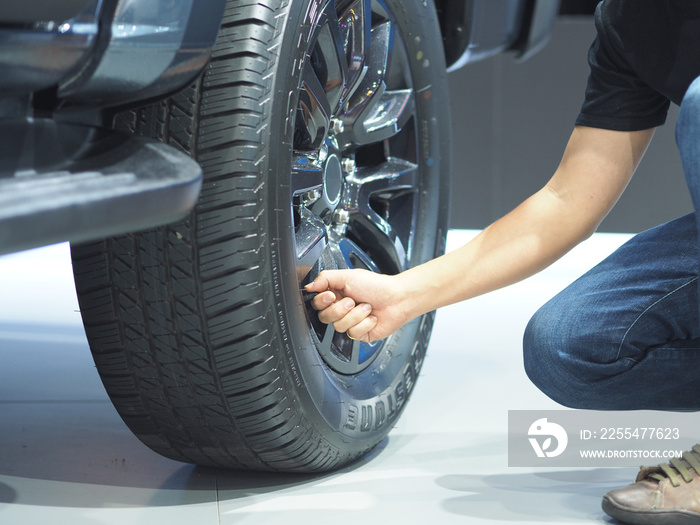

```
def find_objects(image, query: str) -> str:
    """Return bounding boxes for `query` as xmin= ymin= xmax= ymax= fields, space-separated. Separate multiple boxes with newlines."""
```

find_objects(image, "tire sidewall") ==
xmin=263 ymin=0 xmax=451 ymax=450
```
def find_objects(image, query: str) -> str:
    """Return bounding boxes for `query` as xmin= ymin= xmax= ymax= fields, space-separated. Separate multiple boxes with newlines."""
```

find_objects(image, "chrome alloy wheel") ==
xmin=292 ymin=0 xmax=422 ymax=375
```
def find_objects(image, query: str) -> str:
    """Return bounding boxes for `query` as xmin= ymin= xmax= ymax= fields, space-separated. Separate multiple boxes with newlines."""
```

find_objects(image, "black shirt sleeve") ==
xmin=575 ymin=2 xmax=670 ymax=131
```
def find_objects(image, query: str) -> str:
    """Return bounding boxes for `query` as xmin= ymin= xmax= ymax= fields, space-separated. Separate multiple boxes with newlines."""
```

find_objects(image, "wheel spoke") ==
xmin=339 ymin=20 xmax=399 ymax=147
xmin=337 ymin=237 xmax=380 ymax=272
xmin=352 ymin=211 xmax=408 ymax=273
xmin=291 ymin=155 xmax=324 ymax=195
xmin=337 ymin=0 xmax=372 ymax=101
xmin=318 ymin=323 xmax=336 ymax=360
xmin=355 ymin=157 xmax=419 ymax=198
xmin=298 ymin=62 xmax=332 ymax=150
xmin=295 ymin=207 xmax=327 ymax=268
xmin=292 ymin=155 xmax=325 ymax=283
xmin=333 ymin=331 xmax=359 ymax=365
xmin=357 ymin=89 xmax=414 ymax=145
xmin=317 ymin=321 xmax=358 ymax=368
xmin=314 ymin=1 xmax=350 ymax=112
xmin=345 ymin=158 xmax=419 ymax=272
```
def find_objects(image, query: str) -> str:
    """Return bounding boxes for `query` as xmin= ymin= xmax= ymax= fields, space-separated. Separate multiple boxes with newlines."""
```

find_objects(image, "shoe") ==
xmin=602 ymin=444 xmax=700 ymax=524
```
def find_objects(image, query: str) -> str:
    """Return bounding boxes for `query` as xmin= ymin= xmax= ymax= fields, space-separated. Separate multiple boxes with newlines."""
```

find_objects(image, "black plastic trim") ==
xmin=0 ymin=118 xmax=202 ymax=255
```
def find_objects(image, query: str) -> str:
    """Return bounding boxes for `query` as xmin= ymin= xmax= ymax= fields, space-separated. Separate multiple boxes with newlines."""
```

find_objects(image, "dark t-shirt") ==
xmin=576 ymin=0 xmax=700 ymax=131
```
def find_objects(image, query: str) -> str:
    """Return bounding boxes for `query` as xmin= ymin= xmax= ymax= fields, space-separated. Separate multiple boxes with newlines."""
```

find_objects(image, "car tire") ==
xmin=71 ymin=0 xmax=451 ymax=472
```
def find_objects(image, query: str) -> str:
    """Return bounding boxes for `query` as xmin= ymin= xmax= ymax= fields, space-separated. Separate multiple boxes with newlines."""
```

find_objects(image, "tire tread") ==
xmin=72 ymin=0 xmax=348 ymax=472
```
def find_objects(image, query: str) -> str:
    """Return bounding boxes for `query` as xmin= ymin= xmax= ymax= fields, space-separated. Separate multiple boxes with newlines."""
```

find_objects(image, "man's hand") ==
xmin=304 ymin=269 xmax=411 ymax=343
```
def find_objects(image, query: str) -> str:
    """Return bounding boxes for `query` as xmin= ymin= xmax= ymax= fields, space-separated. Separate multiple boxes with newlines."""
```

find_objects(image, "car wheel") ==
xmin=71 ymin=0 xmax=451 ymax=472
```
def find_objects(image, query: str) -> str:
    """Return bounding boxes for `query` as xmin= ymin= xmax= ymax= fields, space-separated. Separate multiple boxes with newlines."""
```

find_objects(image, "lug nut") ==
xmin=333 ymin=208 xmax=350 ymax=225
xmin=331 ymin=118 xmax=345 ymax=134
xmin=342 ymin=158 xmax=356 ymax=174
xmin=304 ymin=188 xmax=321 ymax=203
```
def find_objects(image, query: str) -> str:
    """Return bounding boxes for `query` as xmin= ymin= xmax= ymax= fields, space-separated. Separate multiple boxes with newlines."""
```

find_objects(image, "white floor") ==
xmin=0 ymin=230 xmax=639 ymax=525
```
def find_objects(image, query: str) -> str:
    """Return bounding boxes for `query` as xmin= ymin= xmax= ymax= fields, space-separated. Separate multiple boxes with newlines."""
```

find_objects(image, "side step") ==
xmin=0 ymin=118 xmax=202 ymax=256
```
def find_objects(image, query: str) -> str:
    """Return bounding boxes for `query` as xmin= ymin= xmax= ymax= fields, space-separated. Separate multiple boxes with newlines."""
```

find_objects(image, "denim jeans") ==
xmin=523 ymin=76 xmax=700 ymax=411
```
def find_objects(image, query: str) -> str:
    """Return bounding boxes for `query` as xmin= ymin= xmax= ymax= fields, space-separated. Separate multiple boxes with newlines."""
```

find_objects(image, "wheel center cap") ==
xmin=323 ymin=154 xmax=343 ymax=207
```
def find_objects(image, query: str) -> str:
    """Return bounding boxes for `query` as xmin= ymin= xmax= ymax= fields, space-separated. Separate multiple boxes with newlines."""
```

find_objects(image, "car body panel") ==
xmin=0 ymin=0 xmax=95 ymax=25
xmin=60 ymin=0 xmax=227 ymax=108
xmin=437 ymin=0 xmax=560 ymax=71
xmin=0 ymin=1 xmax=101 ymax=97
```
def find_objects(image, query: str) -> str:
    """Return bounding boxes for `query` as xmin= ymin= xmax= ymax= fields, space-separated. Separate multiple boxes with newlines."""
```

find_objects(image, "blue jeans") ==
xmin=523 ymin=76 xmax=700 ymax=411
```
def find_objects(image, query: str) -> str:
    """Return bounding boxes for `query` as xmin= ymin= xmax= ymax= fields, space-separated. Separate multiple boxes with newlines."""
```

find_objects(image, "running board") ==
xmin=0 ymin=118 xmax=202 ymax=255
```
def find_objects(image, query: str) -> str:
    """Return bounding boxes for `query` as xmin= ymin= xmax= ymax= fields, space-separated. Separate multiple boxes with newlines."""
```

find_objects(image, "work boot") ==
xmin=602 ymin=444 xmax=700 ymax=524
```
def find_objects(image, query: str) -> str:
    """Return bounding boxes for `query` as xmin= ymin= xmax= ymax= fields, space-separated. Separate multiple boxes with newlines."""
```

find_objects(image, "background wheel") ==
xmin=71 ymin=0 xmax=451 ymax=472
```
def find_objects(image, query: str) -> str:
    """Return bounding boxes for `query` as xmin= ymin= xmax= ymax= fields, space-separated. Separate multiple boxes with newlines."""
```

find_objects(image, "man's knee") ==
xmin=523 ymin=303 xmax=580 ymax=407
xmin=523 ymin=301 xmax=613 ymax=410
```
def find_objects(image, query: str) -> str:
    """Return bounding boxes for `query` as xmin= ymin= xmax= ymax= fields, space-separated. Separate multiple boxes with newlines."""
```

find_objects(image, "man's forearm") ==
xmin=396 ymin=126 xmax=654 ymax=321
xmin=396 ymin=185 xmax=595 ymax=320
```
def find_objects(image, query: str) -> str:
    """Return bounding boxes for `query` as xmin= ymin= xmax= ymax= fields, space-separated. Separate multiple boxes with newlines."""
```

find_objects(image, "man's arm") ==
xmin=306 ymin=125 xmax=655 ymax=342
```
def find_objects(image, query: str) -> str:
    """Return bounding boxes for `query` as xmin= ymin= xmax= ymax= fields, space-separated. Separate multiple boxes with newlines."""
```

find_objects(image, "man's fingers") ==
xmin=347 ymin=315 xmax=379 ymax=342
xmin=332 ymin=303 xmax=373 ymax=334
xmin=310 ymin=290 xmax=336 ymax=311
xmin=304 ymin=270 xmax=347 ymax=293
xmin=318 ymin=297 xmax=356 ymax=324
xmin=304 ymin=278 xmax=326 ymax=293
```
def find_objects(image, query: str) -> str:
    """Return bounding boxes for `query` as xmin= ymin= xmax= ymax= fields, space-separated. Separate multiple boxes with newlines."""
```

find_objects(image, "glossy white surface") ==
xmin=0 ymin=232 xmax=636 ymax=524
